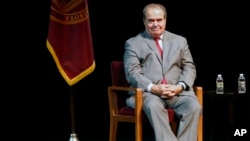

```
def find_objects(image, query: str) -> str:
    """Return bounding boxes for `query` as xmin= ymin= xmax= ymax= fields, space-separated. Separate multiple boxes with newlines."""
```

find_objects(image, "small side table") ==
xmin=204 ymin=91 xmax=250 ymax=141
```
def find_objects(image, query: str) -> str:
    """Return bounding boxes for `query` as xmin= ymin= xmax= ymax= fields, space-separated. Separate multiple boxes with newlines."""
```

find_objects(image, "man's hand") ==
xmin=151 ymin=84 xmax=183 ymax=98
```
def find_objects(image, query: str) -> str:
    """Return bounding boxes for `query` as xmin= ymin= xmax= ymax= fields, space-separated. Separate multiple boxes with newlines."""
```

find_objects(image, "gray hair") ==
xmin=143 ymin=3 xmax=167 ymax=20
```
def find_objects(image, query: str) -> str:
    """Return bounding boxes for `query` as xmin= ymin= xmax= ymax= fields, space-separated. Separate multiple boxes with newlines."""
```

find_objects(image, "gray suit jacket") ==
xmin=123 ymin=30 xmax=196 ymax=96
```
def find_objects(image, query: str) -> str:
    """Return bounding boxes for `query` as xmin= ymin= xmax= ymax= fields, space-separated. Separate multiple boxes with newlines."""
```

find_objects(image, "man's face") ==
xmin=144 ymin=8 xmax=166 ymax=38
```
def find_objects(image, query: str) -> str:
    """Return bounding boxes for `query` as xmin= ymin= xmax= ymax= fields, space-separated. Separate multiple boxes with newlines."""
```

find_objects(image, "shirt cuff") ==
xmin=147 ymin=83 xmax=154 ymax=92
xmin=178 ymin=81 xmax=186 ymax=90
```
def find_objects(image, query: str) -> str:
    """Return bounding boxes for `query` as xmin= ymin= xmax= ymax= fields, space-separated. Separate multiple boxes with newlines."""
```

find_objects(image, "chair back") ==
xmin=110 ymin=61 xmax=130 ymax=108
xmin=111 ymin=61 xmax=129 ymax=87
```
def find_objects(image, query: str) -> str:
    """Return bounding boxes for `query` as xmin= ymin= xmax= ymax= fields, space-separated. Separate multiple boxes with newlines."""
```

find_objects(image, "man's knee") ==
xmin=126 ymin=95 xmax=135 ymax=108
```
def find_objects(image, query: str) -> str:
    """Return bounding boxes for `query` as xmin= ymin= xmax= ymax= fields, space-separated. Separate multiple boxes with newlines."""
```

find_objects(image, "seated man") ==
xmin=123 ymin=3 xmax=202 ymax=141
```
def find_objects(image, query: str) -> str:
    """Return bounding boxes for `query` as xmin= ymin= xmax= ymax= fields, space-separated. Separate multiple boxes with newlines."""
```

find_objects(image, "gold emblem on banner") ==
xmin=50 ymin=0 xmax=88 ymax=24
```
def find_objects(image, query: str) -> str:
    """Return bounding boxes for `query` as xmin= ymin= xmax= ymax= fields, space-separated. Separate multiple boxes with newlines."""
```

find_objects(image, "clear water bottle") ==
xmin=216 ymin=74 xmax=224 ymax=94
xmin=238 ymin=73 xmax=246 ymax=94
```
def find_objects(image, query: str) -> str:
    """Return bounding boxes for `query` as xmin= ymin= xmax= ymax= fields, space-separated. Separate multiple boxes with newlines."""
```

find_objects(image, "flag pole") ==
xmin=69 ymin=86 xmax=79 ymax=141
xmin=47 ymin=1 xmax=95 ymax=140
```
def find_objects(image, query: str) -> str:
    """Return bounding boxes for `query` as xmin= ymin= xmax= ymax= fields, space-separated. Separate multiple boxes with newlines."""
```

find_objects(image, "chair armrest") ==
xmin=108 ymin=86 xmax=143 ymax=119
xmin=194 ymin=86 xmax=203 ymax=106
xmin=193 ymin=86 xmax=203 ymax=141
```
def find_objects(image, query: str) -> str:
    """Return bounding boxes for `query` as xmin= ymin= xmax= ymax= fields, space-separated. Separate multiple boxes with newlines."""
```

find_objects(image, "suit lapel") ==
xmin=142 ymin=31 xmax=163 ymax=63
xmin=162 ymin=31 xmax=171 ymax=68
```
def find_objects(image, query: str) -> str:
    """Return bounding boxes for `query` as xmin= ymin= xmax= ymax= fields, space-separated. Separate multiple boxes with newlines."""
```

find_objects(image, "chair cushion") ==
xmin=118 ymin=106 xmax=177 ymax=122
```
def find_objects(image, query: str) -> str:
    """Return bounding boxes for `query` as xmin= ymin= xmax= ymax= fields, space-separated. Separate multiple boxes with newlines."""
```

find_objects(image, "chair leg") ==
xmin=198 ymin=114 xmax=203 ymax=141
xmin=109 ymin=119 xmax=118 ymax=141
xmin=135 ymin=121 xmax=142 ymax=141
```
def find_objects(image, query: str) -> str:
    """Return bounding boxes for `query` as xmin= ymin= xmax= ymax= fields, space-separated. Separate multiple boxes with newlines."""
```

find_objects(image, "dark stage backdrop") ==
xmin=3 ymin=0 xmax=249 ymax=141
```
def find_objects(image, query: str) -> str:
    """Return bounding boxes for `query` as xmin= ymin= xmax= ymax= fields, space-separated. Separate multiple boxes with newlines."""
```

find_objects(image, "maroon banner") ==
xmin=46 ymin=0 xmax=95 ymax=86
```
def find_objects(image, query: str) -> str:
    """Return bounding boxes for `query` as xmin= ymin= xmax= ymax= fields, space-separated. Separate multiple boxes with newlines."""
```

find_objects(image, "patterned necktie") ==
xmin=154 ymin=38 xmax=163 ymax=58
xmin=154 ymin=38 xmax=167 ymax=84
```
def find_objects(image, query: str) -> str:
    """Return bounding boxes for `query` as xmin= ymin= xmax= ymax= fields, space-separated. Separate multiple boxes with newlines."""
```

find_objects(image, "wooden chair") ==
xmin=108 ymin=61 xmax=203 ymax=141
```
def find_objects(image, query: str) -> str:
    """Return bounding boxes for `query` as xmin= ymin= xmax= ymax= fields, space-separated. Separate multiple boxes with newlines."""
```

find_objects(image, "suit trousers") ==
xmin=126 ymin=92 xmax=202 ymax=141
